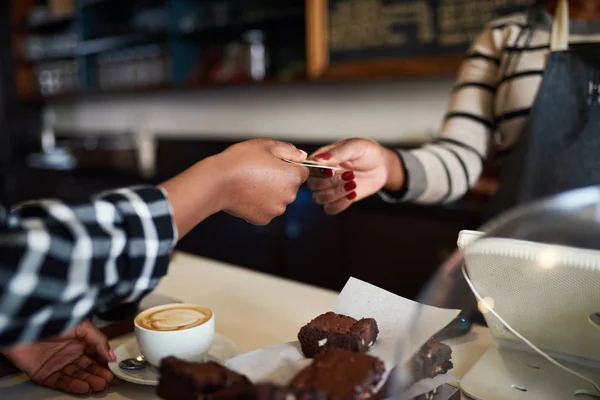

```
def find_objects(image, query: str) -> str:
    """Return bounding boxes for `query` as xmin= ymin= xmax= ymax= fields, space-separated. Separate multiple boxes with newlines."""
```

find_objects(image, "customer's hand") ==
xmin=307 ymin=139 xmax=405 ymax=215
xmin=216 ymin=138 xmax=310 ymax=224
xmin=2 ymin=320 xmax=115 ymax=394
xmin=161 ymin=138 xmax=309 ymax=236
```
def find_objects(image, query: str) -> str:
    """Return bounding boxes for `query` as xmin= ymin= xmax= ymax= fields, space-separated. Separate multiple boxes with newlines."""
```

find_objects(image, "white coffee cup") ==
xmin=134 ymin=303 xmax=215 ymax=367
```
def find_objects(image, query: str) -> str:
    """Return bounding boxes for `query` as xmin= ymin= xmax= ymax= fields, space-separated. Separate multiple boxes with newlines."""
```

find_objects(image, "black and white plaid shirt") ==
xmin=0 ymin=186 xmax=177 ymax=348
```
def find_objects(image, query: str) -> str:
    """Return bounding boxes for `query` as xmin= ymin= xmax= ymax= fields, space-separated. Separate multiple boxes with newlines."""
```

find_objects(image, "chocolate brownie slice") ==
xmin=209 ymin=384 xmax=326 ymax=400
xmin=409 ymin=338 xmax=453 ymax=382
xmin=290 ymin=347 xmax=385 ymax=400
xmin=373 ymin=339 xmax=453 ymax=399
xmin=298 ymin=312 xmax=379 ymax=358
xmin=156 ymin=357 xmax=251 ymax=400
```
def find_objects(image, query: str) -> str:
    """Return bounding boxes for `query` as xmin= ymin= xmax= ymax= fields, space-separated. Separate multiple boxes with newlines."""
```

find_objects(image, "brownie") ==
xmin=156 ymin=357 xmax=252 ymax=400
xmin=298 ymin=312 xmax=379 ymax=358
xmin=290 ymin=347 xmax=386 ymax=400
xmin=409 ymin=338 xmax=453 ymax=382
xmin=209 ymin=384 xmax=326 ymax=400
xmin=373 ymin=339 xmax=453 ymax=399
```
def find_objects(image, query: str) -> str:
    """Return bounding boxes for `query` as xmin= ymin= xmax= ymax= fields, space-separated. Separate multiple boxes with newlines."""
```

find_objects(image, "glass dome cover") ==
xmin=390 ymin=186 xmax=600 ymax=399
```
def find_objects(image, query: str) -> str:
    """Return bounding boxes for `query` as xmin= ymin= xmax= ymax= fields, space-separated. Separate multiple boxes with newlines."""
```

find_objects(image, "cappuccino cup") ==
xmin=134 ymin=303 xmax=215 ymax=367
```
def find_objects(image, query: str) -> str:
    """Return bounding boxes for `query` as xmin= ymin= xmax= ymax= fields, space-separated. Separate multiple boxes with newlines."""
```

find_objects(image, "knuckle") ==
xmin=259 ymin=137 xmax=274 ymax=148
xmin=312 ymin=193 xmax=323 ymax=204
xmin=248 ymin=215 xmax=267 ymax=225
xmin=295 ymin=172 xmax=306 ymax=186
xmin=289 ymin=171 xmax=300 ymax=185
xmin=284 ymin=141 xmax=296 ymax=152
xmin=286 ymin=192 xmax=297 ymax=204
xmin=276 ymin=204 xmax=287 ymax=215
xmin=301 ymin=169 xmax=310 ymax=183
xmin=323 ymin=206 xmax=336 ymax=215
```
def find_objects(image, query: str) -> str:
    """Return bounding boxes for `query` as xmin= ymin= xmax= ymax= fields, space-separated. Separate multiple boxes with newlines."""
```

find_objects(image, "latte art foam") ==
xmin=136 ymin=305 xmax=212 ymax=331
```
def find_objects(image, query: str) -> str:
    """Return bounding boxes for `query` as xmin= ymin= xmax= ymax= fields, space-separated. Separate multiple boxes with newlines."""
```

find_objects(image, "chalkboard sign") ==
xmin=328 ymin=0 xmax=534 ymax=62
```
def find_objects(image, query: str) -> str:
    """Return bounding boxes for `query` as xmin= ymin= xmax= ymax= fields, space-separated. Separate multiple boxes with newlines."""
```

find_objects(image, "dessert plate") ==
xmin=108 ymin=334 xmax=240 ymax=386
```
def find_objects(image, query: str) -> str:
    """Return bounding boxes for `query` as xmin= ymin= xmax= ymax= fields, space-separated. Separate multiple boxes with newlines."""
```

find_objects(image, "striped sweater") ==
xmin=382 ymin=7 xmax=600 ymax=205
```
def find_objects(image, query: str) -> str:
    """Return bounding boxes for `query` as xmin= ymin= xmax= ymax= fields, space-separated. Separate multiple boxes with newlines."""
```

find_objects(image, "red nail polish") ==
xmin=323 ymin=169 xmax=334 ymax=178
xmin=341 ymin=171 xmax=355 ymax=181
xmin=109 ymin=349 xmax=117 ymax=361
xmin=344 ymin=181 xmax=357 ymax=191
xmin=315 ymin=153 xmax=331 ymax=160
xmin=346 ymin=192 xmax=357 ymax=200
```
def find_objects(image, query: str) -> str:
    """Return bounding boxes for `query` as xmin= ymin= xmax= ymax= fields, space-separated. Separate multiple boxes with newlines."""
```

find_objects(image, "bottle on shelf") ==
xmin=242 ymin=30 xmax=268 ymax=81
xmin=35 ymin=59 xmax=79 ymax=97
xmin=94 ymin=45 xmax=171 ymax=92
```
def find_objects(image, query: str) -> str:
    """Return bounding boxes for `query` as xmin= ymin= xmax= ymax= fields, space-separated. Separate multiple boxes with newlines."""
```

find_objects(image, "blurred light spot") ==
xmin=538 ymin=248 xmax=558 ymax=269
xmin=478 ymin=296 xmax=495 ymax=313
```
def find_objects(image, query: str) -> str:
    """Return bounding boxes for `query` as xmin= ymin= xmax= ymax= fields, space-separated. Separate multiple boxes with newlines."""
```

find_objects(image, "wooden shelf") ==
xmin=78 ymin=0 xmax=118 ymax=7
xmin=79 ymin=33 xmax=165 ymax=55
xmin=320 ymin=55 xmax=465 ymax=81
xmin=176 ymin=9 xmax=304 ymax=37
xmin=24 ymin=12 xmax=74 ymax=30
xmin=12 ymin=0 xmax=481 ymax=103
xmin=19 ymin=50 xmax=77 ymax=62
xmin=18 ymin=78 xmax=306 ymax=103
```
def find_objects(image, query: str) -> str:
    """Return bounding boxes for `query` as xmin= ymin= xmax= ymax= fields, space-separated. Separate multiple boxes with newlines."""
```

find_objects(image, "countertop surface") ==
xmin=0 ymin=252 xmax=494 ymax=399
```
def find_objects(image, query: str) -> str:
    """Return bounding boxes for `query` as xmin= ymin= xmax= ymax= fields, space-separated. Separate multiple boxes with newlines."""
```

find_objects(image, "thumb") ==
xmin=313 ymin=140 xmax=363 ymax=166
xmin=269 ymin=141 xmax=307 ymax=162
xmin=75 ymin=320 xmax=114 ymax=363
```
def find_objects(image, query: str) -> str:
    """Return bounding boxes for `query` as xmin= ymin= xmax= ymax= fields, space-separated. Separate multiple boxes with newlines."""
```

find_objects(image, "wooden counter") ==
xmin=0 ymin=251 xmax=494 ymax=399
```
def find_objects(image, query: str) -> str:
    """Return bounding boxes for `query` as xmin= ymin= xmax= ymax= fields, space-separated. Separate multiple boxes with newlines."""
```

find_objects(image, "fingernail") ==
xmin=323 ymin=169 xmax=334 ymax=178
xmin=299 ymin=149 xmax=308 ymax=158
xmin=344 ymin=181 xmax=357 ymax=191
xmin=315 ymin=153 xmax=331 ymax=160
xmin=341 ymin=171 xmax=354 ymax=181
xmin=109 ymin=349 xmax=117 ymax=361
xmin=346 ymin=192 xmax=357 ymax=200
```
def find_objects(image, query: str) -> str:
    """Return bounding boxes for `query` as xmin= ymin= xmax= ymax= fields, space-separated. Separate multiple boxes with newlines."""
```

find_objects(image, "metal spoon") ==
xmin=119 ymin=355 xmax=147 ymax=370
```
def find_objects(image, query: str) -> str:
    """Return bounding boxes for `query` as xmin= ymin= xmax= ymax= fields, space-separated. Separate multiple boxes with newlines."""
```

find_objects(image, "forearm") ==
xmin=159 ymin=155 xmax=224 ymax=239
xmin=385 ymin=144 xmax=484 ymax=204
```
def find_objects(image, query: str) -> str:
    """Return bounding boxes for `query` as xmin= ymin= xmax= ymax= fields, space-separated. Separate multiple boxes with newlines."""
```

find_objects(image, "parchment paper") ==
xmin=226 ymin=277 xmax=460 ymax=399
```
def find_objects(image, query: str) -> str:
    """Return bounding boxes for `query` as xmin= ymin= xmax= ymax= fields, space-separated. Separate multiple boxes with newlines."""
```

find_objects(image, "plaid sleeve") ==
xmin=0 ymin=186 xmax=177 ymax=348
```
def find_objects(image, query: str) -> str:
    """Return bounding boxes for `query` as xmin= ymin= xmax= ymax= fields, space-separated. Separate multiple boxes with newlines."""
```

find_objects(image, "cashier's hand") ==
xmin=307 ymin=139 xmax=405 ymax=215
xmin=2 ymin=320 xmax=116 ymax=394
xmin=217 ymin=138 xmax=310 ymax=225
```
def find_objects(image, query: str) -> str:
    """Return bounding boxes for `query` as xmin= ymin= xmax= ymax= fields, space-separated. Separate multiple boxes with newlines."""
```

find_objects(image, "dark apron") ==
xmin=428 ymin=4 xmax=600 ymax=321
xmin=488 ymin=42 xmax=600 ymax=218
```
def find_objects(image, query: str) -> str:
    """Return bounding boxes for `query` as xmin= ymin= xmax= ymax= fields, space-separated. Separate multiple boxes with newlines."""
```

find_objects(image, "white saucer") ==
xmin=108 ymin=334 xmax=240 ymax=386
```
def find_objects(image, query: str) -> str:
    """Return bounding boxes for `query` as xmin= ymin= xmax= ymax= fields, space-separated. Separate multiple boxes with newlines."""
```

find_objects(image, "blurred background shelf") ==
xmin=18 ymin=77 xmax=306 ymax=102
xmin=78 ymin=0 xmax=119 ymax=8
xmin=11 ymin=0 xmax=309 ymax=99
xmin=0 ymin=0 xmax=530 ymax=297
xmin=24 ymin=11 xmax=74 ymax=31
xmin=9 ymin=0 xmax=534 ymax=102
xmin=78 ymin=33 xmax=167 ymax=55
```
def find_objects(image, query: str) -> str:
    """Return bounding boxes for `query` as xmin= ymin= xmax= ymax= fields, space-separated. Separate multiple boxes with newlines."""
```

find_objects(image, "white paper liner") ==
xmin=225 ymin=277 xmax=460 ymax=399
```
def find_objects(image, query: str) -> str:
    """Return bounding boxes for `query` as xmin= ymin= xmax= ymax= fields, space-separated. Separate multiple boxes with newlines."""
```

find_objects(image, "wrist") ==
xmin=383 ymin=148 xmax=405 ymax=192
xmin=197 ymin=154 xmax=229 ymax=213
